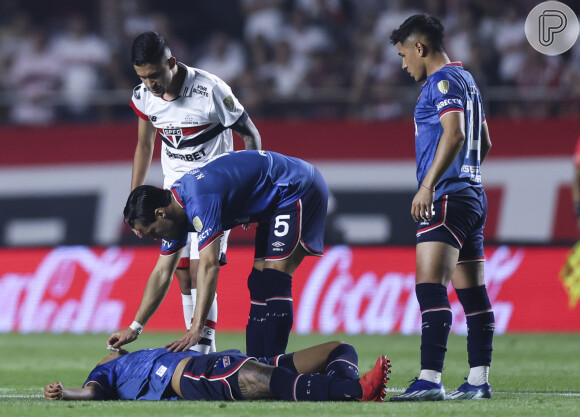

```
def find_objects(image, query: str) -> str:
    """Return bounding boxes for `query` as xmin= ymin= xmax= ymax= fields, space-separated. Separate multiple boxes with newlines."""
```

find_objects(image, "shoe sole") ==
xmin=360 ymin=355 xmax=391 ymax=402
xmin=390 ymin=389 xmax=446 ymax=402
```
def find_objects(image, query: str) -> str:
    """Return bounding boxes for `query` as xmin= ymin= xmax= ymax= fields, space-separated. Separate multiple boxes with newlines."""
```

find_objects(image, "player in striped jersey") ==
xmin=389 ymin=14 xmax=494 ymax=401
xmin=129 ymin=32 xmax=262 ymax=353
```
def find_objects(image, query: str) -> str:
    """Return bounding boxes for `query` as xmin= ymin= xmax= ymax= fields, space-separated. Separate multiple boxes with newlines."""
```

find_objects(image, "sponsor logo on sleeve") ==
xmin=436 ymin=98 xmax=462 ymax=111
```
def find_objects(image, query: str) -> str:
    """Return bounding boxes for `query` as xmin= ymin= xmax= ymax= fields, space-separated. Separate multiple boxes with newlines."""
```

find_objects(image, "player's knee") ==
xmin=263 ymin=269 xmax=292 ymax=298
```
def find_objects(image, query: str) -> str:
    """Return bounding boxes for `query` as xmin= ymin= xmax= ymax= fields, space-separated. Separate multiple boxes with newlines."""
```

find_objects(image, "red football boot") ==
xmin=359 ymin=355 xmax=391 ymax=402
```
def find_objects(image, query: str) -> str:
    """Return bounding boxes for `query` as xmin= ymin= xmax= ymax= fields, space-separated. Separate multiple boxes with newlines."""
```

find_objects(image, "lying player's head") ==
xmin=124 ymin=185 xmax=182 ymax=239
xmin=98 ymin=349 xmax=129 ymax=366
xmin=132 ymin=32 xmax=176 ymax=97
xmin=390 ymin=14 xmax=445 ymax=82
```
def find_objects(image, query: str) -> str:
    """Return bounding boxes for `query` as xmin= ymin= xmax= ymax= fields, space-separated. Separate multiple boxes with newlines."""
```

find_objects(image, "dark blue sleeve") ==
xmin=195 ymin=196 xmax=224 ymax=253
xmin=83 ymin=364 xmax=116 ymax=400
xmin=160 ymin=236 xmax=187 ymax=256
xmin=431 ymin=72 xmax=465 ymax=118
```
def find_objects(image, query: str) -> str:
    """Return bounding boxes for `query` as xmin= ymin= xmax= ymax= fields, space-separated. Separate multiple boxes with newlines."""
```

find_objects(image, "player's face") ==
xmin=396 ymin=41 xmax=426 ymax=82
xmin=134 ymin=59 xmax=173 ymax=97
xmin=134 ymin=215 xmax=183 ymax=241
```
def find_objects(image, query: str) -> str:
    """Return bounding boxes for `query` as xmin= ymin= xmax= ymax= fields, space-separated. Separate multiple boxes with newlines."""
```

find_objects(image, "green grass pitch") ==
xmin=1 ymin=332 xmax=579 ymax=417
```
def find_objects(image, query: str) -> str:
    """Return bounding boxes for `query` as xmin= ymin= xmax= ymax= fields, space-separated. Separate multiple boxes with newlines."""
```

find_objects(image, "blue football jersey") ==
xmin=414 ymin=62 xmax=486 ymax=199
xmin=83 ymin=348 xmax=201 ymax=400
xmin=161 ymin=150 xmax=315 ymax=255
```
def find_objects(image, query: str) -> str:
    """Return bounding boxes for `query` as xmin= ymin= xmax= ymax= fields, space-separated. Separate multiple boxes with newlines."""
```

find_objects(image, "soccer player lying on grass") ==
xmin=44 ymin=341 xmax=390 ymax=402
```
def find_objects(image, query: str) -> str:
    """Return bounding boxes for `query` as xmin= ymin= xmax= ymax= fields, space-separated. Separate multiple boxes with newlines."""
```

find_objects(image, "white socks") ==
xmin=419 ymin=369 xmax=442 ymax=384
xmin=467 ymin=366 xmax=490 ymax=386
xmin=188 ymin=289 xmax=218 ymax=353
xmin=181 ymin=293 xmax=194 ymax=330
xmin=418 ymin=366 xmax=489 ymax=386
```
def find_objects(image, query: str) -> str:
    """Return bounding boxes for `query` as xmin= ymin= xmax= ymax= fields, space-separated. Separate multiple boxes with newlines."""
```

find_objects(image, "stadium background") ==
xmin=1 ymin=0 xmax=579 ymax=335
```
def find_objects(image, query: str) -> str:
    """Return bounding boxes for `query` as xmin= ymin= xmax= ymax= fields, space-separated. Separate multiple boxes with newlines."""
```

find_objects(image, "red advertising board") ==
xmin=1 ymin=245 xmax=578 ymax=334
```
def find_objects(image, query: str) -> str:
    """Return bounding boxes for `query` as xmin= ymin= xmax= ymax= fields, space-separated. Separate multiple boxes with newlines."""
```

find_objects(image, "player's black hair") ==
xmin=390 ymin=14 xmax=445 ymax=52
xmin=123 ymin=185 xmax=172 ymax=228
xmin=131 ymin=31 xmax=171 ymax=66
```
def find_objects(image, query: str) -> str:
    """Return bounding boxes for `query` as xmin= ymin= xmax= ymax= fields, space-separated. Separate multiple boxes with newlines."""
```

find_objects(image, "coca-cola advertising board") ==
xmin=1 ymin=245 xmax=578 ymax=334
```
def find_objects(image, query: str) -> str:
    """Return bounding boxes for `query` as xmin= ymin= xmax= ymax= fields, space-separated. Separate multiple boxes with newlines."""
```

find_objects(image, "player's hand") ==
xmin=44 ymin=381 xmax=64 ymax=401
xmin=411 ymin=186 xmax=435 ymax=222
xmin=107 ymin=328 xmax=139 ymax=350
xmin=164 ymin=329 xmax=202 ymax=352
xmin=242 ymin=223 xmax=251 ymax=230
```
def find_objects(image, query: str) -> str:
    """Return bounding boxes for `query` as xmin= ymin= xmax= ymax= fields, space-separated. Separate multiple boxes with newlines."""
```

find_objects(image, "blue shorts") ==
xmin=255 ymin=168 xmax=328 ymax=260
xmin=180 ymin=349 xmax=255 ymax=401
xmin=416 ymin=187 xmax=487 ymax=262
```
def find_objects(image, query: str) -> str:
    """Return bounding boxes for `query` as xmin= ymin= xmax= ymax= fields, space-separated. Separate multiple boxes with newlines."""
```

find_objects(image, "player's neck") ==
xmin=163 ymin=63 xmax=185 ymax=101
xmin=426 ymin=51 xmax=451 ymax=78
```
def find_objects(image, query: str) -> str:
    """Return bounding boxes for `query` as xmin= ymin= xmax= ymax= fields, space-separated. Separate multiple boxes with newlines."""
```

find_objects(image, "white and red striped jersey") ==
xmin=130 ymin=63 xmax=247 ymax=187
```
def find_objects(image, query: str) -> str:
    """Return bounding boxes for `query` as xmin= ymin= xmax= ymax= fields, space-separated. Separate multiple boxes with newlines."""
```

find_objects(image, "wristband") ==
xmin=575 ymin=203 xmax=580 ymax=218
xmin=421 ymin=184 xmax=434 ymax=192
xmin=129 ymin=321 xmax=143 ymax=335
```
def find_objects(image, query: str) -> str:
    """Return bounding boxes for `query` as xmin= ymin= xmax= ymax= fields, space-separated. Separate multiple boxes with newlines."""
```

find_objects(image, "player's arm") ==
xmin=480 ymin=120 xmax=492 ymax=163
xmin=131 ymin=117 xmax=157 ymax=190
xmin=44 ymin=381 xmax=105 ymax=401
xmin=165 ymin=239 xmax=220 ymax=352
xmin=233 ymin=115 xmax=262 ymax=150
xmin=411 ymin=111 xmax=465 ymax=222
xmin=107 ymin=251 xmax=182 ymax=349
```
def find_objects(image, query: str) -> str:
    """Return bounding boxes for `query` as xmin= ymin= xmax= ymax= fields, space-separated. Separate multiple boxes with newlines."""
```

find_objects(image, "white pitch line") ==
xmin=385 ymin=388 xmax=580 ymax=397
xmin=0 ymin=395 xmax=43 ymax=399
xmin=2 ymin=391 xmax=579 ymax=400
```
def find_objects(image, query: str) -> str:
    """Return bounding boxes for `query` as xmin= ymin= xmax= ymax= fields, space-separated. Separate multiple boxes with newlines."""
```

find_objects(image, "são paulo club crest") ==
xmin=162 ymin=125 xmax=183 ymax=147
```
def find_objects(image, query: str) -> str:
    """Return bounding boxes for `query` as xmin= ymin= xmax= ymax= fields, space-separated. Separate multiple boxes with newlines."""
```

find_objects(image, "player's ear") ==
xmin=168 ymin=56 xmax=177 ymax=69
xmin=154 ymin=208 xmax=167 ymax=219
xmin=415 ymin=41 xmax=427 ymax=57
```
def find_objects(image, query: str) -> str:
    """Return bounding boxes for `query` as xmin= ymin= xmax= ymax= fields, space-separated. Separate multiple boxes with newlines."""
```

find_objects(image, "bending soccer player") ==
xmin=44 ymin=341 xmax=390 ymax=402
xmin=108 ymin=150 xmax=328 ymax=357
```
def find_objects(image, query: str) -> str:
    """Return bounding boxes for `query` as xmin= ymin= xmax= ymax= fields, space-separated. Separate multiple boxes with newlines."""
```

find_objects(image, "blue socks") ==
xmin=263 ymin=268 xmax=293 ymax=357
xmin=456 ymin=285 xmax=495 ymax=367
xmin=246 ymin=268 xmax=266 ymax=357
xmin=325 ymin=343 xmax=360 ymax=380
xmin=416 ymin=283 xmax=452 ymax=372
xmin=246 ymin=268 xmax=295 ymax=357
xmin=269 ymin=366 xmax=361 ymax=401
xmin=268 ymin=343 xmax=363 ymax=401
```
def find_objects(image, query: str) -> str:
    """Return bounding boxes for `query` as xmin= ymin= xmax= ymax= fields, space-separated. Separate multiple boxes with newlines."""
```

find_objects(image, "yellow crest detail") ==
xmin=560 ymin=241 xmax=580 ymax=309
xmin=437 ymin=80 xmax=450 ymax=94
xmin=192 ymin=216 xmax=203 ymax=232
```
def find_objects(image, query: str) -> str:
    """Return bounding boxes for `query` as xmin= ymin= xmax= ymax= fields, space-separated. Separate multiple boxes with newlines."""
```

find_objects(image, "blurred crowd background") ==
xmin=1 ymin=0 xmax=579 ymax=126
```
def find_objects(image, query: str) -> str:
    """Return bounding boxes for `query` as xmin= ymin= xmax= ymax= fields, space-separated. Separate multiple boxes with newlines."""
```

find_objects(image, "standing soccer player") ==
xmin=129 ymin=32 xmax=262 ymax=353
xmin=389 ymin=15 xmax=494 ymax=401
